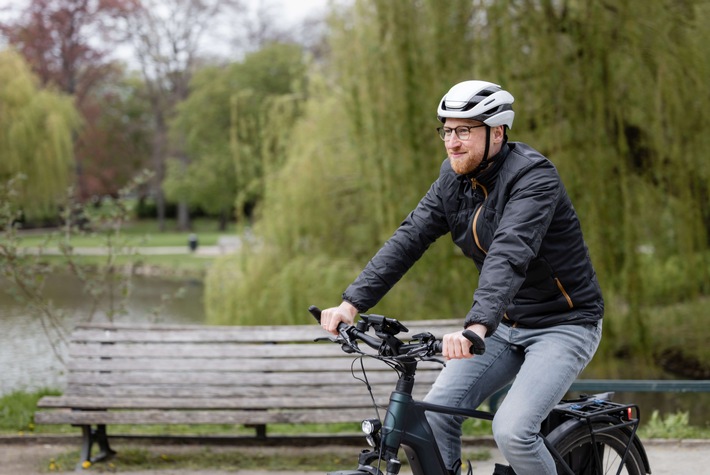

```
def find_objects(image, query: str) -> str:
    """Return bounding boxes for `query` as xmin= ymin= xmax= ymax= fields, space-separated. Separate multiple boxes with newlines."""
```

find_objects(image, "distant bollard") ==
xmin=188 ymin=233 xmax=198 ymax=252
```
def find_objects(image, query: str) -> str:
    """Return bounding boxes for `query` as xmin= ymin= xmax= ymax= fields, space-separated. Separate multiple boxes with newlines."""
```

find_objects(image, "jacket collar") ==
xmin=458 ymin=140 xmax=510 ymax=188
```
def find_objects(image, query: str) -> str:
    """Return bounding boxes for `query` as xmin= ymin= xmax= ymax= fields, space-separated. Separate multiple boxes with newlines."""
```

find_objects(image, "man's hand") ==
xmin=319 ymin=301 xmax=358 ymax=335
xmin=442 ymin=324 xmax=487 ymax=360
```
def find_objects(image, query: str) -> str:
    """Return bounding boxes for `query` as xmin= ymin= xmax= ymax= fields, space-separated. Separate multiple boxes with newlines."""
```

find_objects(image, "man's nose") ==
xmin=446 ymin=134 xmax=462 ymax=146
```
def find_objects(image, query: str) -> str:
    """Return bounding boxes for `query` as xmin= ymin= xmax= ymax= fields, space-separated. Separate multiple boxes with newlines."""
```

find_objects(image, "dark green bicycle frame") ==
xmin=376 ymin=376 xmax=499 ymax=475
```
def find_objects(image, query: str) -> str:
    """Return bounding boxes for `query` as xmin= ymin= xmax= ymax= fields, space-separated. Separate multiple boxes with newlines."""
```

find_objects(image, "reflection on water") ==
xmin=0 ymin=273 xmax=204 ymax=395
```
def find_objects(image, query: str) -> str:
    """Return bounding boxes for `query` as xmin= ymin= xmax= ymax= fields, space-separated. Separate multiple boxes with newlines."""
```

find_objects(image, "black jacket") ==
xmin=342 ymin=141 xmax=604 ymax=336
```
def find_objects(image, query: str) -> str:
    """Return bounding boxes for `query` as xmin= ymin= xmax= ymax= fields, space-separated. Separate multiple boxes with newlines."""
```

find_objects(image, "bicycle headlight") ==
xmin=361 ymin=418 xmax=381 ymax=435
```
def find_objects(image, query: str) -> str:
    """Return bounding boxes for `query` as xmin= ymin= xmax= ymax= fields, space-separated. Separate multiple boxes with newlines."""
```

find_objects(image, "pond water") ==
xmin=0 ymin=272 xmax=205 ymax=395
xmin=0 ymin=274 xmax=707 ymax=427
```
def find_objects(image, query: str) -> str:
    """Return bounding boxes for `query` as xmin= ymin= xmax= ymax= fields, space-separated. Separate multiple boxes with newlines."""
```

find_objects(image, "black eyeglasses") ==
xmin=437 ymin=124 xmax=486 ymax=141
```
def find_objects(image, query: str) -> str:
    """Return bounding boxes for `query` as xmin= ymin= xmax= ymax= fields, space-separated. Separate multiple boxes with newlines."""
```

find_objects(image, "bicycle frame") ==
xmin=375 ymin=375 xmax=494 ymax=475
xmin=309 ymin=307 xmax=650 ymax=475
xmin=351 ymin=372 xmax=648 ymax=475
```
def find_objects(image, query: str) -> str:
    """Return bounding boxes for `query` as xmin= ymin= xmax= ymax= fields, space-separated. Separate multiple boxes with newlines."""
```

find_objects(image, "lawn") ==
xmin=17 ymin=218 xmax=238 ymax=248
xmin=13 ymin=219 xmax=241 ymax=276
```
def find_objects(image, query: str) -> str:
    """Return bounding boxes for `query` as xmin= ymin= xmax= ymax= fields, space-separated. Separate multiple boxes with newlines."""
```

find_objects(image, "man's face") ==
xmin=442 ymin=118 xmax=500 ymax=175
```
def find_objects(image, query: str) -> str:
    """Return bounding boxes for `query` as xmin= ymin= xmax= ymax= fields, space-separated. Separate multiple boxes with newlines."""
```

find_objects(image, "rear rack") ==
xmin=554 ymin=398 xmax=641 ymax=475
xmin=556 ymin=397 xmax=640 ymax=433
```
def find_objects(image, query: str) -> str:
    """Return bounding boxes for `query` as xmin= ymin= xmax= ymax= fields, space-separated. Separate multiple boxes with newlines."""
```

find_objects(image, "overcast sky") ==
xmin=0 ymin=0 xmax=340 ymax=64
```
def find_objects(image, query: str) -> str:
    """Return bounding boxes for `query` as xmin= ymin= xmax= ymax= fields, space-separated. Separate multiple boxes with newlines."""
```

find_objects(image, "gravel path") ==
xmin=1 ymin=437 xmax=708 ymax=474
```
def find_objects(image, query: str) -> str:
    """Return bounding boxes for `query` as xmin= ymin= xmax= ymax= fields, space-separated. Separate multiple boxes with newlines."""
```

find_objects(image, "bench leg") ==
xmin=76 ymin=424 xmax=116 ymax=470
xmin=246 ymin=423 xmax=267 ymax=438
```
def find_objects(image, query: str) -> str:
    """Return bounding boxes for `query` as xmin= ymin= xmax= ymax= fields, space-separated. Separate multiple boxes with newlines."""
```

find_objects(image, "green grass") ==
xmin=639 ymin=410 xmax=709 ymax=439
xmin=46 ymin=446 xmax=358 ymax=472
xmin=35 ymin=253 xmax=215 ymax=276
xmin=12 ymin=218 xmax=240 ymax=277
xmin=0 ymin=389 xmax=61 ymax=434
xmin=17 ymin=218 xmax=238 ymax=248
xmin=44 ymin=445 xmax=491 ymax=473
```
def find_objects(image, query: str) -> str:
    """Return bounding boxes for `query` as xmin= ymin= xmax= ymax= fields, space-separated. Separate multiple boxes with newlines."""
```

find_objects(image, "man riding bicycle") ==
xmin=319 ymin=80 xmax=604 ymax=475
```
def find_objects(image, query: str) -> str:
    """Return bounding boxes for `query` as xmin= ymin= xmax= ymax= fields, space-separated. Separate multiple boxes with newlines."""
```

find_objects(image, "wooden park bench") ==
xmin=34 ymin=319 xmax=462 ymax=468
xmin=35 ymin=320 xmax=710 ymax=470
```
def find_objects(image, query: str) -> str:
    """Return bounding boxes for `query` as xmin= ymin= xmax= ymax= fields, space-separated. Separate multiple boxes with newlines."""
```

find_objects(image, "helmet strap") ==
xmin=483 ymin=126 xmax=491 ymax=167
xmin=467 ymin=126 xmax=491 ymax=179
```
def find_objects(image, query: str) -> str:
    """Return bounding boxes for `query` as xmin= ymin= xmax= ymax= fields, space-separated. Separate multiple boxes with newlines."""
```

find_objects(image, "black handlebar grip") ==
xmin=462 ymin=329 xmax=486 ymax=355
xmin=310 ymin=305 xmax=351 ymax=335
xmin=434 ymin=331 xmax=486 ymax=356
xmin=308 ymin=305 xmax=322 ymax=323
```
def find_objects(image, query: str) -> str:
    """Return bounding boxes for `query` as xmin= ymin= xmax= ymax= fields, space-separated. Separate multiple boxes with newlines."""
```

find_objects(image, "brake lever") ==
xmin=338 ymin=328 xmax=361 ymax=354
xmin=422 ymin=340 xmax=446 ymax=366
xmin=314 ymin=336 xmax=338 ymax=343
xmin=422 ymin=356 xmax=446 ymax=366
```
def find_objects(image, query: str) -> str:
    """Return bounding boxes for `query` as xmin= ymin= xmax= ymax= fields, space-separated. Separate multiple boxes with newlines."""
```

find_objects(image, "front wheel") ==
xmin=550 ymin=423 xmax=645 ymax=475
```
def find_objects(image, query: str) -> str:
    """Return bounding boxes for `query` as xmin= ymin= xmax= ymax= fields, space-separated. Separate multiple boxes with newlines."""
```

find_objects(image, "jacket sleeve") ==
xmin=342 ymin=176 xmax=451 ymax=313
xmin=464 ymin=160 xmax=561 ymax=335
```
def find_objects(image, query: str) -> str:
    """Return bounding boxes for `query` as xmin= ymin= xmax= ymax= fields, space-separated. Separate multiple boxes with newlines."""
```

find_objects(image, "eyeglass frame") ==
xmin=436 ymin=124 xmax=487 ymax=141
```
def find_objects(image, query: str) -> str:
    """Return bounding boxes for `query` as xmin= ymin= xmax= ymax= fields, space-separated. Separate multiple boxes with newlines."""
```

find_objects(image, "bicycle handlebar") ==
xmin=309 ymin=305 xmax=385 ymax=351
xmin=308 ymin=305 xmax=485 ymax=357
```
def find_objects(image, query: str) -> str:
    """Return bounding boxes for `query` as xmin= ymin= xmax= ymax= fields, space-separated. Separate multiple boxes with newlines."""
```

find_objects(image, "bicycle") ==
xmin=308 ymin=306 xmax=651 ymax=475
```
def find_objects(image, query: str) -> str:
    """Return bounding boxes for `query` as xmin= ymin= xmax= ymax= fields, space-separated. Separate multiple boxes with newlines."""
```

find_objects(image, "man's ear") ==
xmin=492 ymin=125 xmax=506 ymax=143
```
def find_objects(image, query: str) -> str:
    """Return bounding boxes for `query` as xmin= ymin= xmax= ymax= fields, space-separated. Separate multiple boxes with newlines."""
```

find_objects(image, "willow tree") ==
xmin=206 ymin=0 xmax=484 ymax=325
xmin=473 ymin=0 xmax=710 ymax=349
xmin=0 ymin=49 xmax=80 ymax=220
xmin=164 ymin=43 xmax=308 ymax=229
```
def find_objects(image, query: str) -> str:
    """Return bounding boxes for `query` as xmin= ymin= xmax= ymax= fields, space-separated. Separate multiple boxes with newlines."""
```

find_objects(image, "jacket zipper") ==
xmin=555 ymin=278 xmax=574 ymax=308
xmin=471 ymin=179 xmax=489 ymax=255
xmin=471 ymin=179 xmax=488 ymax=199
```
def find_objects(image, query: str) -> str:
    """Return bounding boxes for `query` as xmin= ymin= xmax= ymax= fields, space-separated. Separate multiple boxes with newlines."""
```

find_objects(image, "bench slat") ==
xmin=71 ymin=320 xmax=461 ymax=333
xmin=67 ymin=356 xmax=445 ymax=373
xmin=58 ymin=383 xmax=432 ymax=400
xmin=37 ymin=394 xmax=396 ymax=410
xmin=35 ymin=408 xmax=375 ymax=426
xmin=69 ymin=342 xmax=346 ymax=359
xmin=69 ymin=320 xmax=462 ymax=344
xmin=65 ymin=369 xmax=440 ymax=387
xmin=70 ymin=327 xmax=325 ymax=343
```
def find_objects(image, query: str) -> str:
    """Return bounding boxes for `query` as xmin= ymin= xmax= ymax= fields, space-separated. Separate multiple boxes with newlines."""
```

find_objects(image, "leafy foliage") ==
xmin=0 ymin=49 xmax=80 ymax=220
xmin=0 ymin=0 xmax=147 ymax=202
xmin=0 ymin=0 xmax=137 ymax=99
xmin=641 ymin=411 xmax=699 ymax=439
xmin=482 ymin=0 xmax=710 ymax=348
xmin=164 ymin=43 xmax=309 ymax=225
xmin=74 ymin=73 xmax=153 ymax=200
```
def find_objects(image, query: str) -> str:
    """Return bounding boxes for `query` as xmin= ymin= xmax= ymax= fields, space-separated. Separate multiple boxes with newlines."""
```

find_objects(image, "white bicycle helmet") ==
xmin=437 ymin=80 xmax=514 ymax=129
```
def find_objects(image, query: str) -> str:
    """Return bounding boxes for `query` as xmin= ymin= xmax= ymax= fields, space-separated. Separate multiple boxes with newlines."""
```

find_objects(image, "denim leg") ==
xmin=424 ymin=324 xmax=523 ymax=471
xmin=492 ymin=322 xmax=602 ymax=475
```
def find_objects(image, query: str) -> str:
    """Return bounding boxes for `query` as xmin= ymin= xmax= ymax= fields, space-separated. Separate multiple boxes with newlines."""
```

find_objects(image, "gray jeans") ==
xmin=424 ymin=320 xmax=602 ymax=475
